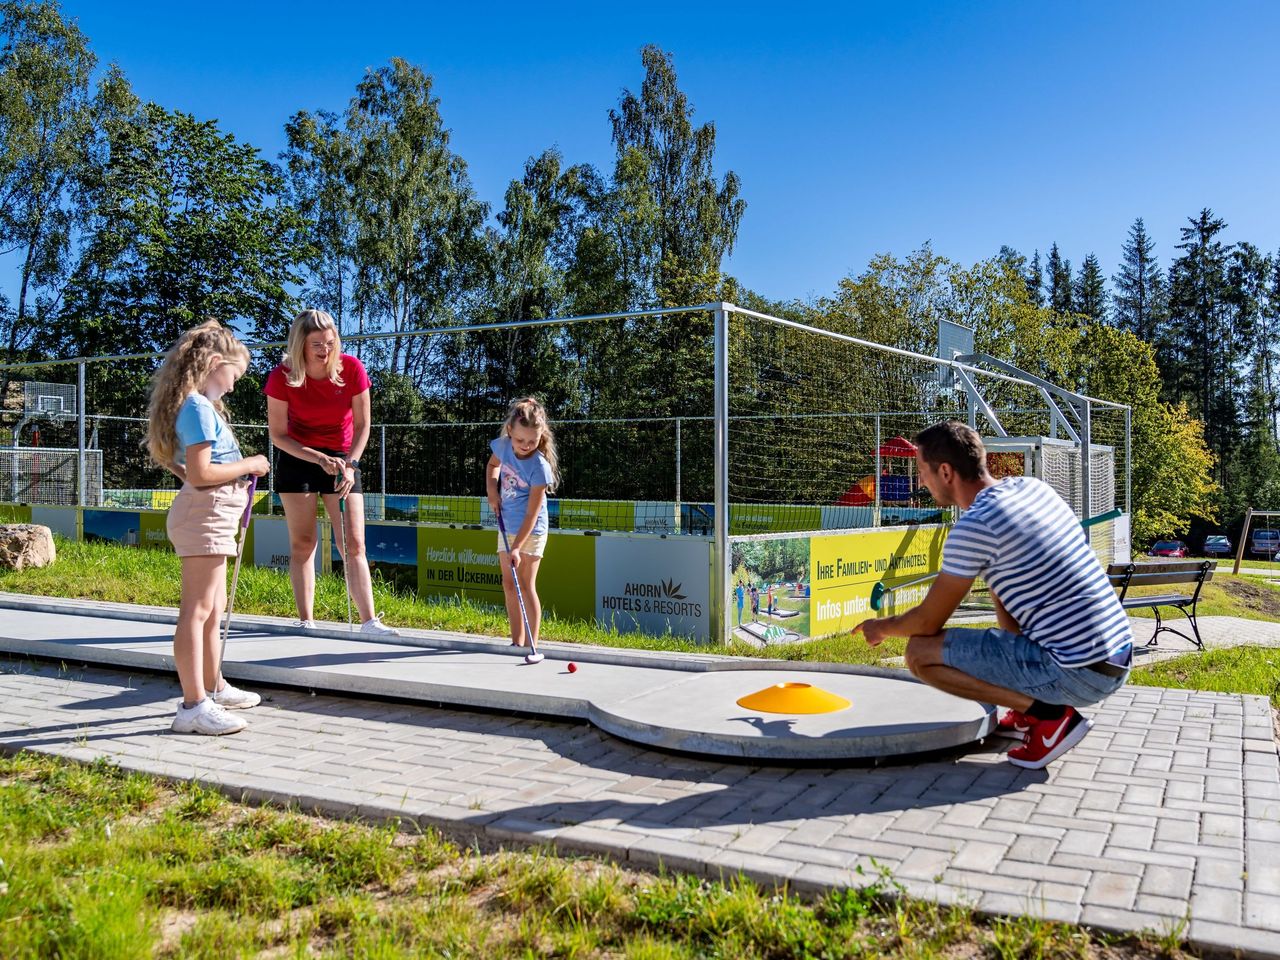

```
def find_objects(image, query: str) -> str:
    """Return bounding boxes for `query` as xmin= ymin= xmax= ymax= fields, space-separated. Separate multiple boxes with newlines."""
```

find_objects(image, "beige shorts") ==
xmin=166 ymin=479 xmax=250 ymax=557
xmin=497 ymin=532 xmax=547 ymax=559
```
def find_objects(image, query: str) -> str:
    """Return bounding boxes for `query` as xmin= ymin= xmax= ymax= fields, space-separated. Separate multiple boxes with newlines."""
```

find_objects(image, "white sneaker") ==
xmin=208 ymin=682 xmax=261 ymax=710
xmin=292 ymin=619 xmax=318 ymax=631
xmin=171 ymin=699 xmax=247 ymax=736
xmin=359 ymin=614 xmax=400 ymax=637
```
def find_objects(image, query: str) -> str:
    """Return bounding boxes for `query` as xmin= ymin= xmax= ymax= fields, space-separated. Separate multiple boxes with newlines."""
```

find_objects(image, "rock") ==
xmin=0 ymin=523 xmax=56 ymax=570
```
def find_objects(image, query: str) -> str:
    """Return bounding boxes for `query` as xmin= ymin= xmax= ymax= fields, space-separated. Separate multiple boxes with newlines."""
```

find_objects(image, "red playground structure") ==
xmin=837 ymin=435 xmax=917 ymax=506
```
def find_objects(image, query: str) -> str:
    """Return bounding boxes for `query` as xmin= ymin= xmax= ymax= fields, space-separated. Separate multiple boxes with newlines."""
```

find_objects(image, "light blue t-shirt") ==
xmin=174 ymin=393 xmax=242 ymax=466
xmin=490 ymin=436 xmax=555 ymax=537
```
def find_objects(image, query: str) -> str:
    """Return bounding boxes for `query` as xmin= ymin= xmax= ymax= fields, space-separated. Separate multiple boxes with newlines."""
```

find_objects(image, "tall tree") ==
xmin=1166 ymin=209 xmax=1235 ymax=483
xmin=608 ymin=44 xmax=745 ymax=308
xmin=58 ymin=103 xmax=303 ymax=357
xmin=0 ymin=0 xmax=95 ymax=360
xmin=1111 ymin=217 xmax=1165 ymax=343
xmin=1026 ymin=248 xmax=1043 ymax=307
xmin=343 ymin=57 xmax=489 ymax=380
xmin=1074 ymin=323 xmax=1217 ymax=541
xmin=1074 ymin=253 xmax=1107 ymax=324
xmin=281 ymin=108 xmax=356 ymax=337
xmin=1045 ymin=242 xmax=1073 ymax=316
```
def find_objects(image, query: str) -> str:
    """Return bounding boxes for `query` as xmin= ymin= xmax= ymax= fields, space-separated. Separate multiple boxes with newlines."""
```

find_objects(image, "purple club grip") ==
xmin=241 ymin=475 xmax=258 ymax=528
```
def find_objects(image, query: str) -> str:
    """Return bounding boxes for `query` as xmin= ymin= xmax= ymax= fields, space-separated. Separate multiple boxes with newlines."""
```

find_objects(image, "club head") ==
xmin=524 ymin=652 xmax=545 ymax=665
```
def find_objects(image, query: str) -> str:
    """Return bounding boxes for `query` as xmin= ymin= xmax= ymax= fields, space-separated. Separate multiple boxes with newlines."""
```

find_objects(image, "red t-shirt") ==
xmin=264 ymin=354 xmax=371 ymax=451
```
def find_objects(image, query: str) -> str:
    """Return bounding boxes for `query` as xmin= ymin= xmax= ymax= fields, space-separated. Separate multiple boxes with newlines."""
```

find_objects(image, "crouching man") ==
xmin=854 ymin=420 xmax=1133 ymax=769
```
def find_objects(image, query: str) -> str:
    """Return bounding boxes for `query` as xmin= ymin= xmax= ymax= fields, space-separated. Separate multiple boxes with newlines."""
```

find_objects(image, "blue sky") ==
xmin=57 ymin=1 xmax=1280 ymax=304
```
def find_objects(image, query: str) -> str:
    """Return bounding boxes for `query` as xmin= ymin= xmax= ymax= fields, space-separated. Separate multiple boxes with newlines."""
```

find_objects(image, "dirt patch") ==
xmin=1220 ymin=578 xmax=1280 ymax=617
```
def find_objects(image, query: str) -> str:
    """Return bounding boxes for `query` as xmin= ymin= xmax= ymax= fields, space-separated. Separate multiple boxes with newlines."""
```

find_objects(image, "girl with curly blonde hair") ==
xmin=147 ymin=319 xmax=270 ymax=735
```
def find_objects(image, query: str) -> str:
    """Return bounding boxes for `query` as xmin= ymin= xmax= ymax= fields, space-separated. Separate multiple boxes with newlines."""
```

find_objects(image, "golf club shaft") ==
xmin=216 ymin=476 xmax=258 ymax=687
xmin=497 ymin=515 xmax=539 ymax=656
xmin=337 ymin=475 xmax=352 ymax=632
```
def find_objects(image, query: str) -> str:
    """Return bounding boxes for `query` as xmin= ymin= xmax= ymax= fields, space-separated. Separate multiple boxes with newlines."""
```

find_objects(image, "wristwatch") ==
xmin=346 ymin=458 xmax=361 ymax=470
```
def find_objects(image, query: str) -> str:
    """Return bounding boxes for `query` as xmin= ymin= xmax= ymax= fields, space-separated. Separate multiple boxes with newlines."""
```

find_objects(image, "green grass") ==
xmin=0 ymin=537 xmax=918 ymax=666
xmin=1129 ymin=646 xmax=1280 ymax=707
xmin=0 ymin=752 xmax=1195 ymax=959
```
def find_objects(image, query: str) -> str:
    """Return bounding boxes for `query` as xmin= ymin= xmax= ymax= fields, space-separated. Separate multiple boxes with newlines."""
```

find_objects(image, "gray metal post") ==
xmin=1124 ymin=405 xmax=1131 ymax=515
xmin=712 ymin=304 xmax=730 ymax=645
xmin=267 ymin=434 xmax=275 ymax=511
xmin=76 ymin=362 xmax=85 ymax=507
xmin=874 ymin=414 xmax=881 ymax=526
xmin=1233 ymin=507 xmax=1251 ymax=576
xmin=674 ymin=417 xmax=682 ymax=520
xmin=380 ymin=424 xmax=387 ymax=497
xmin=1080 ymin=399 xmax=1092 ymax=521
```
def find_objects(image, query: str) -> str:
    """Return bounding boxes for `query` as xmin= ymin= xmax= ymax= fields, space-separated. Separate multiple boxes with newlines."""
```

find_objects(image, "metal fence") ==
xmin=0 ymin=303 xmax=1131 ymax=641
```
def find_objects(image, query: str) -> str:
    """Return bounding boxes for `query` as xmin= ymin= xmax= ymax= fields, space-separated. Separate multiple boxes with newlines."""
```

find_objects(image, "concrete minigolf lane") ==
xmin=0 ymin=595 xmax=993 ymax=761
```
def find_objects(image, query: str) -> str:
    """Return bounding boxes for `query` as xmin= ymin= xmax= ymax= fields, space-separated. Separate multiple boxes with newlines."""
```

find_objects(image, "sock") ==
xmin=1026 ymin=700 xmax=1067 ymax=721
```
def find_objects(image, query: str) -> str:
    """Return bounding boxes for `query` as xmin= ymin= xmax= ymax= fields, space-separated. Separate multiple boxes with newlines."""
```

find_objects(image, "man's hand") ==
xmin=853 ymin=618 xmax=894 ymax=647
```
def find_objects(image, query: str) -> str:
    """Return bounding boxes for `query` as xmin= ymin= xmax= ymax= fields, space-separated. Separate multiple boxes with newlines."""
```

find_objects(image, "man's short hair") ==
xmin=914 ymin=420 xmax=988 ymax=482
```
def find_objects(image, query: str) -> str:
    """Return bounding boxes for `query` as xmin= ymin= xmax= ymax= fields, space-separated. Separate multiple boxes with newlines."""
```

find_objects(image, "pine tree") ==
xmin=1167 ymin=208 xmax=1235 ymax=487
xmin=1074 ymin=253 xmax=1107 ymax=324
xmin=1045 ymin=243 xmax=1074 ymax=315
xmin=1112 ymin=217 xmax=1166 ymax=344
xmin=1026 ymin=249 xmax=1043 ymax=307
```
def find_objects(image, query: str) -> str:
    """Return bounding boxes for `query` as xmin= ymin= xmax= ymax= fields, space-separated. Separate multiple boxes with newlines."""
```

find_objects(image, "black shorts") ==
xmin=273 ymin=447 xmax=363 ymax=494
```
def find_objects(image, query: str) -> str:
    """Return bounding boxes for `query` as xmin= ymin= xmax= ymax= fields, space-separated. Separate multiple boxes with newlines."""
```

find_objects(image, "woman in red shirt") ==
xmin=265 ymin=309 xmax=398 ymax=635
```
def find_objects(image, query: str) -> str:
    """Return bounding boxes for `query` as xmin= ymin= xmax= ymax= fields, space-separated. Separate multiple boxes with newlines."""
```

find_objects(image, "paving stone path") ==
xmin=3 ymin=639 xmax=1279 ymax=957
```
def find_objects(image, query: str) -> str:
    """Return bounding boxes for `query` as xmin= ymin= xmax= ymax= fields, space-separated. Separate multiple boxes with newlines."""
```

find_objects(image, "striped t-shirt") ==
xmin=942 ymin=477 xmax=1133 ymax=667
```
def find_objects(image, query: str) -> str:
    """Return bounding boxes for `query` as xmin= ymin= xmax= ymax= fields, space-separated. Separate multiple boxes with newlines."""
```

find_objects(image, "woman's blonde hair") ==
xmin=146 ymin=319 xmax=249 ymax=469
xmin=501 ymin=397 xmax=559 ymax=493
xmin=282 ymin=308 xmax=345 ymax=388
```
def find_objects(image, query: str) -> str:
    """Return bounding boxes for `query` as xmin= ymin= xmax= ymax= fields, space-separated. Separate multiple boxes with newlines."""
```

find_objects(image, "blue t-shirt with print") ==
xmin=490 ymin=436 xmax=554 ymax=537
xmin=175 ymin=394 xmax=242 ymax=466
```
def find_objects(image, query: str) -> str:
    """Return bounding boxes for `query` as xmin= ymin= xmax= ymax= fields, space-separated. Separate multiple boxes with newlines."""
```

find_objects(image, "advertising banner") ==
xmin=809 ymin=525 xmax=948 ymax=636
xmin=635 ymin=501 xmax=681 ymax=534
xmin=596 ymin=536 xmax=711 ymax=639
xmin=728 ymin=524 xmax=949 ymax=645
xmin=416 ymin=495 xmax=482 ymax=526
xmin=417 ymin=527 xmax=597 ymax=620
xmin=558 ymin=499 xmax=634 ymax=532
xmin=0 ymin=504 xmax=32 ymax=524
xmin=83 ymin=509 xmax=142 ymax=546
xmin=139 ymin=511 xmax=171 ymax=550
xmin=253 ymin=516 xmax=321 ymax=572
xmin=730 ymin=503 xmax=822 ymax=535
xmin=32 ymin=505 xmax=76 ymax=540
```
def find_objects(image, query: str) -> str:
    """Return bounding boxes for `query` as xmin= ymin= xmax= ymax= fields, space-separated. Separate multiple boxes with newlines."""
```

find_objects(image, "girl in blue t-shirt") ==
xmin=485 ymin=397 xmax=559 ymax=649
xmin=146 ymin=320 xmax=270 ymax=736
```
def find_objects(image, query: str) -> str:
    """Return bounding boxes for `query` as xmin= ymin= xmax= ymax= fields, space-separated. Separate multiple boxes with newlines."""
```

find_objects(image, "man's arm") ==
xmin=853 ymin=572 xmax=974 ymax=647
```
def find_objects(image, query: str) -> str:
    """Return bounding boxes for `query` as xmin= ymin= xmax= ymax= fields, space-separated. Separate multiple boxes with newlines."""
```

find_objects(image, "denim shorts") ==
xmin=942 ymin=627 xmax=1129 ymax=708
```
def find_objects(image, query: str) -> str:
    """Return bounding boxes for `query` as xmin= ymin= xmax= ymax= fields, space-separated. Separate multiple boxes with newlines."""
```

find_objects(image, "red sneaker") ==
xmin=1008 ymin=707 xmax=1093 ymax=769
xmin=994 ymin=708 xmax=1033 ymax=740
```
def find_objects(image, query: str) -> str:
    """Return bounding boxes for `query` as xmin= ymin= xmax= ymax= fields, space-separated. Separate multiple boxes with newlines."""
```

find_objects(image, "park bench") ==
xmin=1106 ymin=559 xmax=1216 ymax=651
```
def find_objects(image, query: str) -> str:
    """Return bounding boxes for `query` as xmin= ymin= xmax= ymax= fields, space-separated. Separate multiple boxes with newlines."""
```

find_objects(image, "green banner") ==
xmin=730 ymin=504 xmax=822 ymax=535
xmin=0 ymin=504 xmax=33 ymax=524
xmin=416 ymin=526 xmax=596 ymax=620
xmin=139 ymin=511 xmax=172 ymax=550
xmin=558 ymin=499 xmax=635 ymax=532
xmin=417 ymin=496 xmax=483 ymax=525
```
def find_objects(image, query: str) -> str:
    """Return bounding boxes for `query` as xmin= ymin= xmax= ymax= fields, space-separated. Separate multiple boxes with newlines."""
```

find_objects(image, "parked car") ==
xmin=1149 ymin=540 xmax=1188 ymax=558
xmin=1203 ymin=535 xmax=1232 ymax=557
xmin=1251 ymin=528 xmax=1280 ymax=559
